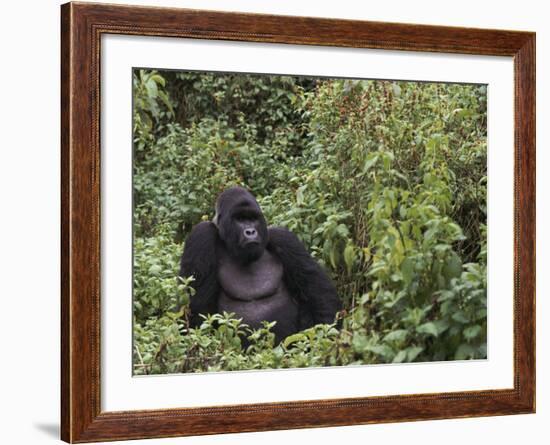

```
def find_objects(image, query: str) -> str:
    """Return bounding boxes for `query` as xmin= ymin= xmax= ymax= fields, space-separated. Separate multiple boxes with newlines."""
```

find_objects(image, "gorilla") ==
xmin=179 ymin=186 xmax=340 ymax=344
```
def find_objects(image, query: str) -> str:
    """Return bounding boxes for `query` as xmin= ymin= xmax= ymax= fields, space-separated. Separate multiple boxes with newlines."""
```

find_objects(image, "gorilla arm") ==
xmin=179 ymin=221 xmax=220 ymax=327
xmin=267 ymin=227 xmax=341 ymax=329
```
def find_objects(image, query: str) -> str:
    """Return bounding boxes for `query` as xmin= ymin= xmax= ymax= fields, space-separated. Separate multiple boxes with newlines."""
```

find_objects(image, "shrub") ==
xmin=132 ymin=70 xmax=487 ymax=374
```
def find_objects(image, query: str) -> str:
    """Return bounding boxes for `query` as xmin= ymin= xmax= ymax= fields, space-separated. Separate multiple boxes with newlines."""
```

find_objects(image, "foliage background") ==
xmin=132 ymin=69 xmax=487 ymax=375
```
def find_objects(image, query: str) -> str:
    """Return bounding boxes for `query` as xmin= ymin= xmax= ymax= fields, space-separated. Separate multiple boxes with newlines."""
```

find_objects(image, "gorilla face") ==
xmin=214 ymin=187 xmax=268 ymax=263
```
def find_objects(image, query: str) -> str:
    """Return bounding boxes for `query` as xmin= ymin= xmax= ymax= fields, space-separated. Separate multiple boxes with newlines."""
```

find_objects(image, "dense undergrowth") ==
xmin=132 ymin=70 xmax=487 ymax=374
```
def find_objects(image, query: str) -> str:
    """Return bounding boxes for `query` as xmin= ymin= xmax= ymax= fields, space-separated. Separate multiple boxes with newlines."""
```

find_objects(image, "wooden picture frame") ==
xmin=61 ymin=1 xmax=535 ymax=442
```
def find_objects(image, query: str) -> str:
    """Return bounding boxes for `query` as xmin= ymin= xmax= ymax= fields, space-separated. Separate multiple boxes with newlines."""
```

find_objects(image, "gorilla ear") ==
xmin=213 ymin=199 xmax=221 ymax=227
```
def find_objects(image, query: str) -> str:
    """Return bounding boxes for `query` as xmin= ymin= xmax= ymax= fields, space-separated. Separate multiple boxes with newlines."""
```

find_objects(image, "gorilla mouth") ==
xmin=239 ymin=241 xmax=264 ymax=263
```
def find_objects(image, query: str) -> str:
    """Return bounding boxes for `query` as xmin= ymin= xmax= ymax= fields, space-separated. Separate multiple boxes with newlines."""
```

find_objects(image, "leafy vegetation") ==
xmin=132 ymin=69 xmax=487 ymax=375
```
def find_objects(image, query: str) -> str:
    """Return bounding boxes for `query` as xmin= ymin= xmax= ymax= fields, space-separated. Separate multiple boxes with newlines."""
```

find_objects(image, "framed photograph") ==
xmin=61 ymin=1 xmax=535 ymax=442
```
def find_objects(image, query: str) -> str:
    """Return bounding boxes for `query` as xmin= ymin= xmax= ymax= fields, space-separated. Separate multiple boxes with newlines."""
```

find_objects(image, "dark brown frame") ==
xmin=61 ymin=1 xmax=536 ymax=442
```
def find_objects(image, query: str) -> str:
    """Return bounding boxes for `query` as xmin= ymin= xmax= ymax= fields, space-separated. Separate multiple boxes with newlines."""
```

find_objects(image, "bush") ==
xmin=132 ymin=70 xmax=487 ymax=374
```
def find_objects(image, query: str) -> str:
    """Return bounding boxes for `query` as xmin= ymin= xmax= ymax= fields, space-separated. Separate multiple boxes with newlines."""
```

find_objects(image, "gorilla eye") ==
xmin=234 ymin=210 xmax=258 ymax=222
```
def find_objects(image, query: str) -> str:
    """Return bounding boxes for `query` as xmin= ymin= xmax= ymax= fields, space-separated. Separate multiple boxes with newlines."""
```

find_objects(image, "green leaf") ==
xmin=336 ymin=224 xmax=349 ymax=237
xmin=329 ymin=247 xmax=338 ymax=270
xmin=452 ymin=311 xmax=470 ymax=324
xmin=455 ymin=343 xmax=476 ymax=360
xmin=365 ymin=344 xmax=394 ymax=359
xmin=443 ymin=251 xmax=462 ymax=280
xmin=407 ymin=346 xmax=424 ymax=361
xmin=362 ymin=153 xmax=379 ymax=174
xmin=416 ymin=322 xmax=439 ymax=337
xmin=400 ymin=258 xmax=414 ymax=286
xmin=145 ymin=78 xmax=159 ymax=98
xmin=158 ymin=90 xmax=174 ymax=115
xmin=392 ymin=350 xmax=408 ymax=363
xmin=148 ymin=264 xmax=162 ymax=275
xmin=383 ymin=329 xmax=408 ymax=343
xmin=149 ymin=74 xmax=166 ymax=87
xmin=352 ymin=334 xmax=368 ymax=353
xmin=296 ymin=187 xmax=304 ymax=205
xmin=283 ymin=333 xmax=307 ymax=348
xmin=392 ymin=83 xmax=401 ymax=97
xmin=382 ymin=151 xmax=394 ymax=170
xmin=424 ymin=227 xmax=438 ymax=243
xmin=344 ymin=244 xmax=355 ymax=273
xmin=463 ymin=325 xmax=482 ymax=341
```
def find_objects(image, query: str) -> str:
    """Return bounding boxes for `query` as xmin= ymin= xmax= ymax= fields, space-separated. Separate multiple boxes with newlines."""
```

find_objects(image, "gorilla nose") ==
xmin=244 ymin=228 xmax=257 ymax=239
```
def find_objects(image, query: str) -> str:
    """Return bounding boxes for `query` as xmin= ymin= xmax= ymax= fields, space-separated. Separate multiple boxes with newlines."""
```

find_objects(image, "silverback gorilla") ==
xmin=179 ymin=186 xmax=340 ymax=343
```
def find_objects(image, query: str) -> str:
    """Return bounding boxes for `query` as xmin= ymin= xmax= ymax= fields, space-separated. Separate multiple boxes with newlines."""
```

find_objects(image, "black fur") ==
xmin=179 ymin=186 xmax=340 ymax=341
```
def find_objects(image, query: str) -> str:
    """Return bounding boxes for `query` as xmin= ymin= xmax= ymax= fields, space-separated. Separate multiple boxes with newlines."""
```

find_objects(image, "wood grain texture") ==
xmin=60 ymin=5 xmax=71 ymax=441
xmin=60 ymin=2 xmax=536 ymax=442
